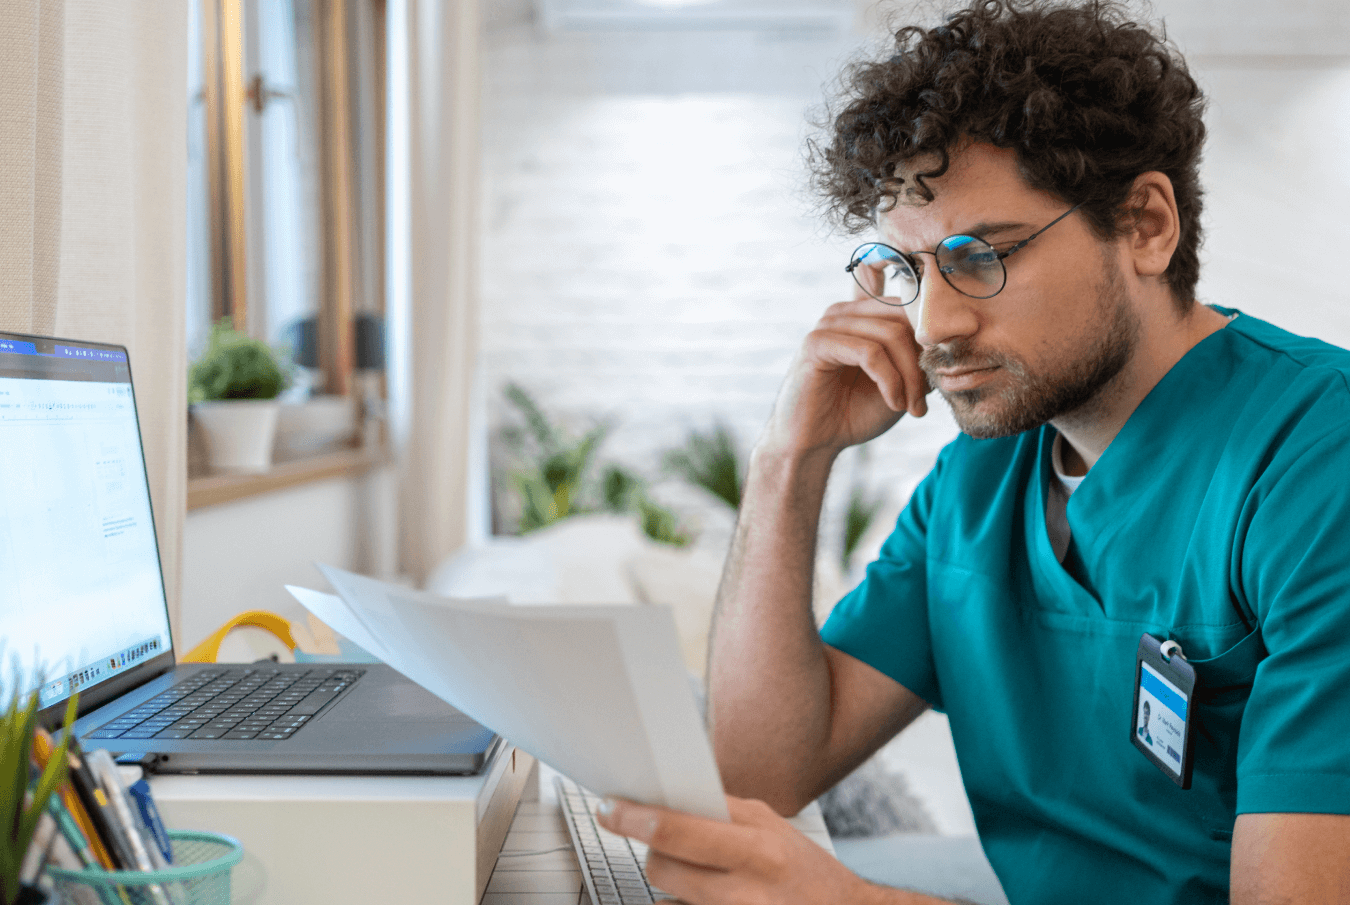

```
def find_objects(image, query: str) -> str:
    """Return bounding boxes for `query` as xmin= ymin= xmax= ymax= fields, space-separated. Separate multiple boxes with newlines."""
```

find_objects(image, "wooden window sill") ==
xmin=187 ymin=445 xmax=387 ymax=511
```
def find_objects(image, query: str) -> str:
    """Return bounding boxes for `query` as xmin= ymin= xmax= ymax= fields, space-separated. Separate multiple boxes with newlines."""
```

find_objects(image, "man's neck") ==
xmin=1054 ymin=302 xmax=1229 ymax=477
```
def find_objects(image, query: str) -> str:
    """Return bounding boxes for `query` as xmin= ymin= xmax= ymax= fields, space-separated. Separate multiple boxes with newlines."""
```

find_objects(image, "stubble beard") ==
xmin=920 ymin=259 xmax=1141 ymax=440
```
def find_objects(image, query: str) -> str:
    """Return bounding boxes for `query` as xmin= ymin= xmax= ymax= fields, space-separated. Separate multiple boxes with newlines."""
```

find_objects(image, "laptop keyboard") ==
xmin=86 ymin=666 xmax=365 ymax=741
xmin=555 ymin=776 xmax=673 ymax=905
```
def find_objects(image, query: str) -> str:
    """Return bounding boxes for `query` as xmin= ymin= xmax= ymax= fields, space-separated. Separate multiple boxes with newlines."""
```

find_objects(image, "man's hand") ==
xmin=596 ymin=795 xmax=870 ymax=905
xmin=760 ymin=296 xmax=930 ymax=460
xmin=595 ymin=795 xmax=938 ymax=905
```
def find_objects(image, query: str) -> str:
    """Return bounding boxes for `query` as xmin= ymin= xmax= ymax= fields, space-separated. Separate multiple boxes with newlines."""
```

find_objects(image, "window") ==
xmin=186 ymin=0 xmax=388 ymax=487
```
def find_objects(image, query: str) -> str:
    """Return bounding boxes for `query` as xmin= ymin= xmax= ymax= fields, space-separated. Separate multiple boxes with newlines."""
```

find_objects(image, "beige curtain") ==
xmin=0 ymin=0 xmax=189 ymax=638
xmin=398 ymin=0 xmax=482 ymax=584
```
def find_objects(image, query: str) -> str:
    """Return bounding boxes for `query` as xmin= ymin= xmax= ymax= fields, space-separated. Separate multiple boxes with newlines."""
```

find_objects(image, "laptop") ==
xmin=1 ymin=330 xmax=497 ymax=774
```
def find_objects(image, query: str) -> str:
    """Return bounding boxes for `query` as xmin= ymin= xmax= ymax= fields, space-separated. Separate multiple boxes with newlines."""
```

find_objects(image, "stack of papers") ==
xmin=287 ymin=565 xmax=729 ymax=820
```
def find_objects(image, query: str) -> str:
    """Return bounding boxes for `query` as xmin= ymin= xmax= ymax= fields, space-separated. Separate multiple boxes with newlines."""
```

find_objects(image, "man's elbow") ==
xmin=717 ymin=751 xmax=817 ymax=816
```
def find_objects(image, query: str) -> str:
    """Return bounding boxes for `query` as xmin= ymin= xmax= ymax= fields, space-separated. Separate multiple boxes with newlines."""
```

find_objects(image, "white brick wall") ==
xmin=479 ymin=22 xmax=1350 ymax=553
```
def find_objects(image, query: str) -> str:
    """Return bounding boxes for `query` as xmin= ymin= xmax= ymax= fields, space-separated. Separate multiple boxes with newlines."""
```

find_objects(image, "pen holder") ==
xmin=46 ymin=830 xmax=244 ymax=905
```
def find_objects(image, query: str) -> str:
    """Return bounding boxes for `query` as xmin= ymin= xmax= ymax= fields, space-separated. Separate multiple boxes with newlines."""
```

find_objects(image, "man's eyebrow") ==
xmin=961 ymin=220 xmax=1032 ymax=241
xmin=887 ymin=220 xmax=1035 ymax=251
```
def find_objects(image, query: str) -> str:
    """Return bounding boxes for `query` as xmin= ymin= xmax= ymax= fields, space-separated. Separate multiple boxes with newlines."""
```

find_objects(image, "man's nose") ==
xmin=911 ymin=267 xmax=980 ymax=349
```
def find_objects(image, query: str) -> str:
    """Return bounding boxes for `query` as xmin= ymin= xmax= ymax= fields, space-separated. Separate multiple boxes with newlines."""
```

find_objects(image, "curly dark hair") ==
xmin=811 ymin=0 xmax=1207 ymax=307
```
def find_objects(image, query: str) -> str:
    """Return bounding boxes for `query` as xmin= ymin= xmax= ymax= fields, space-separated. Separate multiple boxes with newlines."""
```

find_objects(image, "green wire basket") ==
xmin=46 ymin=830 xmax=244 ymax=905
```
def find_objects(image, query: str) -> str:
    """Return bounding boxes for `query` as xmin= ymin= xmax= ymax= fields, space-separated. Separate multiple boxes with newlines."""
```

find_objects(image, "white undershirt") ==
xmin=1046 ymin=432 xmax=1083 ymax=563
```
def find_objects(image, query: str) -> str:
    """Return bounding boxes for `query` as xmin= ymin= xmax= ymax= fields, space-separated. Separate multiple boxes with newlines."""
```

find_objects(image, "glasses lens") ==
xmin=936 ymin=235 xmax=1005 ymax=299
xmin=848 ymin=244 xmax=919 ymax=306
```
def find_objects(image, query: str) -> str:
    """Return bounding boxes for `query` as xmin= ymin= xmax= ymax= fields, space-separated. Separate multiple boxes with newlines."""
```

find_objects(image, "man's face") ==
xmin=877 ymin=143 xmax=1140 ymax=438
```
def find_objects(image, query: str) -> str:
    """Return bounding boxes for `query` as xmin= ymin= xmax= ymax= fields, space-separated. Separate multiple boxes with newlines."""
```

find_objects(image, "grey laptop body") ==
xmin=3 ymin=330 xmax=496 ymax=775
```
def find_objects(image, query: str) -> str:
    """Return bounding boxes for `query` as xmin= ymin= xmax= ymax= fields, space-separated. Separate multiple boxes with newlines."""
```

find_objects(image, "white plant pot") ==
xmin=193 ymin=399 xmax=282 ymax=474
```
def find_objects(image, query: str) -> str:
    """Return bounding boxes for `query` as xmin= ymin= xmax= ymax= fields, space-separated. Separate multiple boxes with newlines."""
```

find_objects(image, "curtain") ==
xmin=0 ymin=0 xmax=189 ymax=640
xmin=396 ymin=0 xmax=482 ymax=585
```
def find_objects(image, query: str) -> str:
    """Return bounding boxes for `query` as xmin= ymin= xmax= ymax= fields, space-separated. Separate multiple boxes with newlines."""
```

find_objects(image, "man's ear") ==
xmin=1123 ymin=171 xmax=1180 ymax=278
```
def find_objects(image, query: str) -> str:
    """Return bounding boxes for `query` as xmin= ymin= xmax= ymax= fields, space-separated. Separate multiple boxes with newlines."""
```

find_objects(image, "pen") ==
xmin=33 ymin=729 xmax=115 ymax=869
xmin=46 ymin=796 xmax=124 ymax=905
xmin=18 ymin=803 xmax=59 ymax=885
xmin=48 ymin=795 xmax=101 ymax=869
xmin=86 ymin=748 xmax=180 ymax=905
xmin=128 ymin=780 xmax=173 ymax=865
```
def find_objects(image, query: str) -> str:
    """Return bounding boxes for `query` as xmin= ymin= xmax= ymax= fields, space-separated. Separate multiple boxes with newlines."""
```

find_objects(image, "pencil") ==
xmin=33 ymin=729 xmax=115 ymax=870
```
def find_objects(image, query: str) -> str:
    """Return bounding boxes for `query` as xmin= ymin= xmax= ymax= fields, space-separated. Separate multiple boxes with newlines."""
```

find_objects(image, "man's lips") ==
xmin=932 ymin=365 xmax=998 ymax=377
xmin=931 ymin=365 xmax=999 ymax=391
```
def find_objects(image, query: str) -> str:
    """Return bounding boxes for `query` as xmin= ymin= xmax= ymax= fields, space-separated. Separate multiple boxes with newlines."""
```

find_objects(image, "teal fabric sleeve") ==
xmin=1235 ymin=419 xmax=1350 ymax=815
xmin=820 ymin=445 xmax=947 ymax=708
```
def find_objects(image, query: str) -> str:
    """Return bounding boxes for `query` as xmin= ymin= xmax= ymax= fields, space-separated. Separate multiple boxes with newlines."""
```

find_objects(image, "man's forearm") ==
xmin=706 ymin=442 xmax=839 ymax=810
xmin=861 ymin=884 xmax=973 ymax=905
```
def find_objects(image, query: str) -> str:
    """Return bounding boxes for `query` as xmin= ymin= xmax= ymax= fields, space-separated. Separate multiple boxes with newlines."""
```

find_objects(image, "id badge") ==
xmin=1131 ymin=633 xmax=1196 ymax=789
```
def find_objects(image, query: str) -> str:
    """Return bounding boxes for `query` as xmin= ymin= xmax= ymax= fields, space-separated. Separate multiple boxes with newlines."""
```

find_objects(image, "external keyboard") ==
xmin=86 ymin=666 xmax=364 ymax=741
xmin=555 ymin=775 xmax=674 ymax=905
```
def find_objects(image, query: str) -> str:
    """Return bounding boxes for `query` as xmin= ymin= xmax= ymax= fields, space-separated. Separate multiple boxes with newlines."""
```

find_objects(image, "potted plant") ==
xmin=189 ymin=319 xmax=290 ymax=473
xmin=496 ymin=383 xmax=689 ymax=544
xmin=2 ymin=688 xmax=77 ymax=905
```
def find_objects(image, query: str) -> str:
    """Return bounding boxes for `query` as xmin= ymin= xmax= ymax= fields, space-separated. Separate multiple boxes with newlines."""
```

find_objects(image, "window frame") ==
xmin=190 ymin=0 xmax=388 ymax=500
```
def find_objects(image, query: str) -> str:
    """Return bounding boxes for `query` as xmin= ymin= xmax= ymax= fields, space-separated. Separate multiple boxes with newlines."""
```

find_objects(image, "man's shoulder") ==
xmin=1225 ymin=310 xmax=1350 ymax=391
xmin=923 ymin=429 xmax=1043 ymax=500
xmin=1213 ymin=312 xmax=1350 ymax=457
xmin=939 ymin=427 xmax=1042 ymax=465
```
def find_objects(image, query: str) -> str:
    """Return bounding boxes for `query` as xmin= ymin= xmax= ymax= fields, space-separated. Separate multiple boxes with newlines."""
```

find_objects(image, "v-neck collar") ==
xmin=1024 ymin=309 xmax=1243 ymax=615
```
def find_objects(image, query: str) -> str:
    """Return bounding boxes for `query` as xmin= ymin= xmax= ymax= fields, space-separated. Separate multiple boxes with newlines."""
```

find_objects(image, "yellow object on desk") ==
xmin=180 ymin=611 xmax=297 ymax=664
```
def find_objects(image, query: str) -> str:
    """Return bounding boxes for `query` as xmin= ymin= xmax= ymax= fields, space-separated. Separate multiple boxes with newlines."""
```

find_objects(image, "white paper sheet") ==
xmin=285 ymin=565 xmax=729 ymax=820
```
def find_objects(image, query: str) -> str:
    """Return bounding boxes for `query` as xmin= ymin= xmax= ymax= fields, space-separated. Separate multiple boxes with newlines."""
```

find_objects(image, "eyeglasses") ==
xmin=845 ymin=203 xmax=1083 ymax=307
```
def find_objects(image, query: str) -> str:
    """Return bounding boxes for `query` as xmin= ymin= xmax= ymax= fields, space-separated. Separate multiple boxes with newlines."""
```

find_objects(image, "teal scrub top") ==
xmin=821 ymin=309 xmax=1350 ymax=905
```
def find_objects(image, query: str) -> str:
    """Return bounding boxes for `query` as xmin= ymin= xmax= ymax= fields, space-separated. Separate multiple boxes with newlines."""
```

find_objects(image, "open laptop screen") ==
xmin=0 ymin=334 xmax=171 ymax=710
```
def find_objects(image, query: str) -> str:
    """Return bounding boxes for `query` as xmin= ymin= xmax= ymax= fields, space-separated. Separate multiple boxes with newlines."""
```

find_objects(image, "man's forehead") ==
xmin=879 ymin=144 xmax=1054 ymax=243
xmin=889 ymin=151 xmax=947 ymax=208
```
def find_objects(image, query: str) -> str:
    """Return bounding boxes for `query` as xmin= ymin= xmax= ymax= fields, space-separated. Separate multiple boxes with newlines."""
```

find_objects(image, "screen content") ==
xmin=1136 ymin=661 xmax=1188 ymax=775
xmin=0 ymin=338 xmax=171 ymax=708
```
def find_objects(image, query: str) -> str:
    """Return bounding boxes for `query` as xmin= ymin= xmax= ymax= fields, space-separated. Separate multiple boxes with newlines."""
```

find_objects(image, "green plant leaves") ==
xmin=496 ymin=387 xmax=887 ymax=564
xmin=2 ymin=690 xmax=75 ymax=905
xmin=498 ymin=384 xmax=691 ymax=546
xmin=662 ymin=423 xmax=744 ymax=510
xmin=188 ymin=318 xmax=289 ymax=403
xmin=843 ymin=484 xmax=885 ymax=568
xmin=601 ymin=465 xmax=643 ymax=513
xmin=502 ymin=384 xmax=613 ymax=533
xmin=637 ymin=496 xmax=690 ymax=548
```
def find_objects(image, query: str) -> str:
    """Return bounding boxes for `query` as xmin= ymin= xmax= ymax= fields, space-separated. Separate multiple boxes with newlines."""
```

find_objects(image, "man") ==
xmin=597 ymin=1 xmax=1350 ymax=903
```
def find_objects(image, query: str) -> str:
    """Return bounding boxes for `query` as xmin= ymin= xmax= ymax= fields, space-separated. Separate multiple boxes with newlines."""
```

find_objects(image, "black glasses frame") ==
xmin=846 ymin=202 xmax=1084 ymax=307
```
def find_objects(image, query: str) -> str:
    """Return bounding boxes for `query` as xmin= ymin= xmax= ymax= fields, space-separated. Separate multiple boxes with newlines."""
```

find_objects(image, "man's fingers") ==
xmin=598 ymin=797 xmax=865 ymax=905
xmin=823 ymin=297 xmax=913 ymax=323
xmin=850 ymin=258 xmax=887 ymax=301
xmin=643 ymin=850 xmax=770 ymax=905
xmin=814 ymin=311 xmax=929 ymax=416
xmin=803 ymin=328 xmax=912 ymax=414
xmin=597 ymin=799 xmax=762 ymax=872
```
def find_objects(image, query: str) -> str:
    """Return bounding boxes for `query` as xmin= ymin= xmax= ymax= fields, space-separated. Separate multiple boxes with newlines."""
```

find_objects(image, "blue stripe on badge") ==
xmin=1141 ymin=667 xmax=1188 ymax=721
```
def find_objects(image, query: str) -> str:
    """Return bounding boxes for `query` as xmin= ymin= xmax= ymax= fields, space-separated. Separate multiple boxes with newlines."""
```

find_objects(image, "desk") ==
xmin=481 ymin=764 xmax=835 ymax=904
